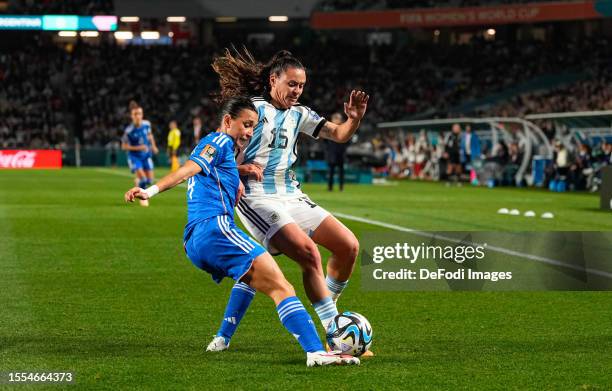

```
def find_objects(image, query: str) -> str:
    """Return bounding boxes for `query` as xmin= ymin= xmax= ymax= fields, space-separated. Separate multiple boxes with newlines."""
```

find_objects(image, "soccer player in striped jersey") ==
xmin=206 ymin=49 xmax=372 ymax=355
xmin=121 ymin=101 xmax=159 ymax=206
xmin=124 ymin=97 xmax=358 ymax=367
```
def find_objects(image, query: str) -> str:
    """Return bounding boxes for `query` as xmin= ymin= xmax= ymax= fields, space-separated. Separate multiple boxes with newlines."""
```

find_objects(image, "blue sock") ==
xmin=216 ymin=282 xmax=256 ymax=343
xmin=326 ymin=275 xmax=349 ymax=297
xmin=277 ymin=296 xmax=324 ymax=353
xmin=138 ymin=178 xmax=148 ymax=189
xmin=313 ymin=296 xmax=338 ymax=330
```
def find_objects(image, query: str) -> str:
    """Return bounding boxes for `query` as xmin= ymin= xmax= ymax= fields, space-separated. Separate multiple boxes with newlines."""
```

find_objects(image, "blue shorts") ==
xmin=184 ymin=215 xmax=266 ymax=283
xmin=128 ymin=155 xmax=154 ymax=173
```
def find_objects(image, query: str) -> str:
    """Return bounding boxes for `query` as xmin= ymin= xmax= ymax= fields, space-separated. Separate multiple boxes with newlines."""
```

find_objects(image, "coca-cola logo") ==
xmin=0 ymin=151 xmax=37 ymax=168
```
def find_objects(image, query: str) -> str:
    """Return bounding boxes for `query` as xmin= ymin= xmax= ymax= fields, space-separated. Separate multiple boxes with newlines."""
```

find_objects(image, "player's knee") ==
xmin=297 ymin=242 xmax=322 ymax=272
xmin=345 ymin=237 xmax=359 ymax=263
xmin=332 ymin=235 xmax=359 ymax=264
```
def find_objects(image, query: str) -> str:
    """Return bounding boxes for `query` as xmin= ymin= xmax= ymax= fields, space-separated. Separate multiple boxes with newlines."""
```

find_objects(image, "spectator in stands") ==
xmin=553 ymin=140 xmax=571 ymax=185
xmin=445 ymin=124 xmax=462 ymax=183
xmin=503 ymin=142 xmax=522 ymax=186
xmin=569 ymin=143 xmax=592 ymax=190
xmin=461 ymin=124 xmax=481 ymax=167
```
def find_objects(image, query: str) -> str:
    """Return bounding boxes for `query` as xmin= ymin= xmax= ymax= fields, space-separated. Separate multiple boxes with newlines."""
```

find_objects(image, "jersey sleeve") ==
xmin=297 ymin=106 xmax=327 ymax=139
xmin=144 ymin=121 xmax=152 ymax=135
xmin=121 ymin=126 xmax=130 ymax=144
xmin=189 ymin=136 xmax=224 ymax=176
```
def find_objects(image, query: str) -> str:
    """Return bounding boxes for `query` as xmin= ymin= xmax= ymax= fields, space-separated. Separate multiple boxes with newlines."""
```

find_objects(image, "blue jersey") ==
xmin=122 ymin=120 xmax=153 ymax=159
xmin=185 ymin=132 xmax=238 ymax=233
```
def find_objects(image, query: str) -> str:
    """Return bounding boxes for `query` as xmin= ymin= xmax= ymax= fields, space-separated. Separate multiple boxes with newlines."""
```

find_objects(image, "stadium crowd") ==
xmin=3 ymin=34 xmax=610 ymax=149
xmin=0 ymin=44 xmax=70 ymax=149
xmin=361 ymin=124 xmax=611 ymax=191
xmin=1 ymin=19 xmax=611 ymax=192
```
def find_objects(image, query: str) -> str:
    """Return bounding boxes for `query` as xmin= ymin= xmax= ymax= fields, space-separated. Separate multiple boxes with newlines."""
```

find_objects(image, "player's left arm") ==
xmin=148 ymin=129 xmax=159 ymax=154
xmin=319 ymin=90 xmax=369 ymax=143
xmin=124 ymin=160 xmax=200 ymax=202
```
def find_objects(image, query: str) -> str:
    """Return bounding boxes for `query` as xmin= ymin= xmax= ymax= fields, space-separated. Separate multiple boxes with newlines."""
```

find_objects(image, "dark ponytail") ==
xmin=212 ymin=47 xmax=264 ymax=103
xmin=217 ymin=96 xmax=257 ymax=126
xmin=212 ymin=47 xmax=305 ymax=102
xmin=261 ymin=50 xmax=304 ymax=88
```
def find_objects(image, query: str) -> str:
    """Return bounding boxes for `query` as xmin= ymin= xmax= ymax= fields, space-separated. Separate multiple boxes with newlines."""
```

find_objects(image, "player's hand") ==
xmin=138 ymin=145 xmax=148 ymax=152
xmin=237 ymin=181 xmax=245 ymax=202
xmin=239 ymin=163 xmax=263 ymax=181
xmin=152 ymin=145 xmax=159 ymax=154
xmin=344 ymin=90 xmax=369 ymax=121
xmin=124 ymin=187 xmax=149 ymax=202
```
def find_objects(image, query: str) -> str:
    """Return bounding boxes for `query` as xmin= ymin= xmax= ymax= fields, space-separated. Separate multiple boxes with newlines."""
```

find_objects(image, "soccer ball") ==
xmin=326 ymin=311 xmax=373 ymax=356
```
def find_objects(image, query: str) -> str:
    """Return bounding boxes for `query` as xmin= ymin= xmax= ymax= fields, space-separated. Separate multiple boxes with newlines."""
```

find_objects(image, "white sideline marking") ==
xmin=94 ymin=168 xmax=611 ymax=280
xmin=333 ymin=212 xmax=612 ymax=280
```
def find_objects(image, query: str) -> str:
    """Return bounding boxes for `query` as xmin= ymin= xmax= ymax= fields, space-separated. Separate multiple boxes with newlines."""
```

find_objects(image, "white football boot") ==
xmin=206 ymin=336 xmax=229 ymax=352
xmin=306 ymin=351 xmax=360 ymax=367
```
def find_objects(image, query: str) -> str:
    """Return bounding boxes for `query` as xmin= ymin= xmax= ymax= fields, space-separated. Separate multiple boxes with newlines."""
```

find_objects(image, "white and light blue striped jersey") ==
xmin=237 ymin=97 xmax=326 ymax=196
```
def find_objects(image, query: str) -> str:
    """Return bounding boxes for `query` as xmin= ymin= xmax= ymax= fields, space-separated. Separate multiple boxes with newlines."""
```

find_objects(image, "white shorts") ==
xmin=235 ymin=193 xmax=331 ymax=255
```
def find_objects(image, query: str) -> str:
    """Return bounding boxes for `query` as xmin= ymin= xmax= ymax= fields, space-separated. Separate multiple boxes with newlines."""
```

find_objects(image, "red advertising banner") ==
xmin=311 ymin=1 xmax=606 ymax=29
xmin=0 ymin=150 xmax=62 ymax=169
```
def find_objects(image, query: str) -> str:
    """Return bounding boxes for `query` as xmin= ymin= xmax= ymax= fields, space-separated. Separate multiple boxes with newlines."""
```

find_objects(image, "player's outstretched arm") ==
xmin=148 ymin=132 xmax=159 ymax=154
xmin=319 ymin=90 xmax=369 ymax=143
xmin=124 ymin=160 xmax=201 ymax=202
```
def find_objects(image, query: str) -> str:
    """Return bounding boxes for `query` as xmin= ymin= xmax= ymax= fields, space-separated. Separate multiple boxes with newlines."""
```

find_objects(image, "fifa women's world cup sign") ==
xmin=0 ymin=150 xmax=62 ymax=169
xmin=360 ymin=231 xmax=612 ymax=291
xmin=311 ymin=1 xmax=612 ymax=29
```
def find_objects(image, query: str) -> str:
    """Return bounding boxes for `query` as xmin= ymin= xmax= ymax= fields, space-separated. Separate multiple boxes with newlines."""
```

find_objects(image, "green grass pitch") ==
xmin=1 ymin=168 xmax=610 ymax=390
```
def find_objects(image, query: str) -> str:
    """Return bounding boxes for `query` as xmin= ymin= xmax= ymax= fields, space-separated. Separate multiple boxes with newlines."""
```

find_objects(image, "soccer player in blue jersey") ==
xmin=123 ymin=97 xmax=359 ymax=367
xmin=206 ymin=49 xmax=372 ymax=355
xmin=121 ymin=101 xmax=159 ymax=207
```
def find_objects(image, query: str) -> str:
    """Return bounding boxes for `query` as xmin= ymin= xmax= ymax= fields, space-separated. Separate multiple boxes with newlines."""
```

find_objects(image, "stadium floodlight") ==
xmin=215 ymin=16 xmax=237 ymax=23
xmin=114 ymin=31 xmax=133 ymax=40
xmin=268 ymin=16 xmax=289 ymax=22
xmin=58 ymin=31 xmax=77 ymax=37
xmin=120 ymin=16 xmax=139 ymax=23
xmin=166 ymin=16 xmax=186 ymax=23
xmin=141 ymin=31 xmax=160 ymax=39
xmin=486 ymin=28 xmax=496 ymax=36
xmin=80 ymin=31 xmax=99 ymax=37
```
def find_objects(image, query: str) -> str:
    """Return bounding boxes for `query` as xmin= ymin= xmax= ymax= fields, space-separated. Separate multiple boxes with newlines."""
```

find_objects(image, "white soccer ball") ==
xmin=326 ymin=311 xmax=373 ymax=357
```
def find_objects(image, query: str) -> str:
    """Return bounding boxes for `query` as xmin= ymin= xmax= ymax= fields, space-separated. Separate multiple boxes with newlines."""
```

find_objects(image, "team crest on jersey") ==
xmin=309 ymin=110 xmax=321 ymax=121
xmin=200 ymin=144 xmax=217 ymax=163
xmin=269 ymin=212 xmax=280 ymax=224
